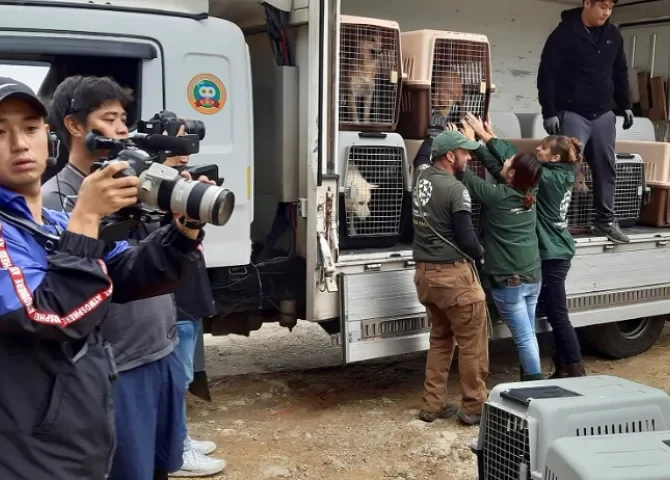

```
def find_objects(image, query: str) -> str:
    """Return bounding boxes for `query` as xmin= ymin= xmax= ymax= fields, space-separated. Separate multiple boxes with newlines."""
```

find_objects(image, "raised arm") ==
xmin=456 ymin=168 xmax=503 ymax=207
xmin=102 ymin=222 xmax=202 ymax=304
xmin=0 ymin=223 xmax=113 ymax=342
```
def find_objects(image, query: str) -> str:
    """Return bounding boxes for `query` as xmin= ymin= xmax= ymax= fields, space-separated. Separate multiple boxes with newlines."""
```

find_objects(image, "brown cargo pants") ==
xmin=414 ymin=261 xmax=489 ymax=415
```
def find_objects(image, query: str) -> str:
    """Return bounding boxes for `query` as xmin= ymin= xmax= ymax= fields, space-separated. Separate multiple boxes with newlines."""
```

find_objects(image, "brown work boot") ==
xmin=457 ymin=409 xmax=482 ymax=426
xmin=564 ymin=362 xmax=586 ymax=377
xmin=418 ymin=404 xmax=458 ymax=423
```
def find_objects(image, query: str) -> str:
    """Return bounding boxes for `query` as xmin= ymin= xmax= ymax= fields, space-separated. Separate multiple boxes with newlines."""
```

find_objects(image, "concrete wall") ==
xmin=341 ymin=0 xmax=569 ymax=113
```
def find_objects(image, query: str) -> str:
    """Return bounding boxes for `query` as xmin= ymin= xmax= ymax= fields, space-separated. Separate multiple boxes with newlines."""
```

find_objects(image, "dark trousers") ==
xmin=541 ymin=259 xmax=583 ymax=365
xmin=560 ymin=110 xmax=616 ymax=224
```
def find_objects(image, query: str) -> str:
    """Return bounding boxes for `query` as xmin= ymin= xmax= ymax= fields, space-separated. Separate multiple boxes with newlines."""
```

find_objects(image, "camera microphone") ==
xmin=130 ymin=133 xmax=200 ymax=156
xmin=85 ymin=130 xmax=119 ymax=152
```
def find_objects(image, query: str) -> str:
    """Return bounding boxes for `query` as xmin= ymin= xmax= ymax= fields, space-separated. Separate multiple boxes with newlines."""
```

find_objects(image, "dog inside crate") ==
xmin=430 ymin=39 xmax=487 ymax=127
xmin=340 ymin=23 xmax=399 ymax=126
xmin=343 ymin=149 xmax=405 ymax=237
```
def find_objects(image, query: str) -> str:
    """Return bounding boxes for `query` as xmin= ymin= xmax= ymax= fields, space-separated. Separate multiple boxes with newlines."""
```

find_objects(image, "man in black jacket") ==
xmin=538 ymin=0 xmax=633 ymax=243
xmin=160 ymin=133 xmax=226 ymax=478
xmin=0 ymin=77 xmax=203 ymax=480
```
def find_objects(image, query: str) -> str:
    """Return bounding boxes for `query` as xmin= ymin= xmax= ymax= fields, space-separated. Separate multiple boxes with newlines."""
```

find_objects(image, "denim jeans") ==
xmin=491 ymin=282 xmax=542 ymax=375
xmin=174 ymin=320 xmax=199 ymax=442
xmin=541 ymin=260 xmax=582 ymax=365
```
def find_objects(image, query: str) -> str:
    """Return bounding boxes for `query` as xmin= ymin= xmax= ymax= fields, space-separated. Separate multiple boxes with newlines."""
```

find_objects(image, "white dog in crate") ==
xmin=344 ymin=164 xmax=378 ymax=235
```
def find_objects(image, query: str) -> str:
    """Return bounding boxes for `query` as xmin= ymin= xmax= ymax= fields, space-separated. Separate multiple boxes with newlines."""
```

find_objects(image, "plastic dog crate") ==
xmin=339 ymin=16 xmax=402 ymax=131
xmin=471 ymin=375 xmax=670 ymax=480
xmin=398 ymin=29 xmax=493 ymax=139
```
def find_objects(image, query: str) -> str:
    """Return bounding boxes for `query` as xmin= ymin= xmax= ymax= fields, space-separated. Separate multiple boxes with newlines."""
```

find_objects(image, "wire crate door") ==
xmin=343 ymin=143 xmax=406 ymax=238
xmin=339 ymin=21 xmax=401 ymax=129
xmin=430 ymin=38 xmax=490 ymax=128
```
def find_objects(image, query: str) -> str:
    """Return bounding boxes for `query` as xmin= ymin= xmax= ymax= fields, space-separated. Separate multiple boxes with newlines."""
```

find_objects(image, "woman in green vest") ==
xmin=460 ymin=114 xmax=586 ymax=378
xmin=449 ymin=124 xmax=544 ymax=381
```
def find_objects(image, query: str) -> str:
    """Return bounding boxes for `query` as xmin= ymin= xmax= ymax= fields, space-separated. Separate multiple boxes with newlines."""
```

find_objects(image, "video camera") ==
xmin=87 ymin=111 xmax=235 ymax=238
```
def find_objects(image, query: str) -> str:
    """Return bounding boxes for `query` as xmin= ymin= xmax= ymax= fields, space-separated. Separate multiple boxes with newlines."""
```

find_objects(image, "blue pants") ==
xmin=109 ymin=351 xmax=186 ymax=480
xmin=491 ymin=282 xmax=542 ymax=375
xmin=174 ymin=320 xmax=199 ymax=441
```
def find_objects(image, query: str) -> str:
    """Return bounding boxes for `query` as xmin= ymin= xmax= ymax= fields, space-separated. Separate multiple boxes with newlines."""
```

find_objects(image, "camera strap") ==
xmin=0 ymin=209 xmax=61 ymax=253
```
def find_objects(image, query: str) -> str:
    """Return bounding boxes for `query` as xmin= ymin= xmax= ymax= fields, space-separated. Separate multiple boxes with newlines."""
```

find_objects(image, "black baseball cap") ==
xmin=0 ymin=77 xmax=47 ymax=117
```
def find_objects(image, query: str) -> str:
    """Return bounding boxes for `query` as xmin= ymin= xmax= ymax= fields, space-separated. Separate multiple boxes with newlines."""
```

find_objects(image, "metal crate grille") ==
xmin=344 ymin=145 xmax=404 ymax=237
xmin=567 ymin=161 xmax=644 ymax=230
xmin=430 ymin=39 xmax=488 ymax=127
xmin=340 ymin=24 xmax=400 ymax=127
xmin=482 ymin=405 xmax=531 ymax=480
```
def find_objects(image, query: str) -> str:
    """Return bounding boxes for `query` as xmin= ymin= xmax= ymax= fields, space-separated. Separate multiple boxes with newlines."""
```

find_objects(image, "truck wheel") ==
xmin=580 ymin=315 xmax=667 ymax=360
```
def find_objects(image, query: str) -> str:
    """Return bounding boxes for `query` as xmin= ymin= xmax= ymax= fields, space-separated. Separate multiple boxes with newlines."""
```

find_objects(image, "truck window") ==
xmin=0 ymin=54 xmax=142 ymax=181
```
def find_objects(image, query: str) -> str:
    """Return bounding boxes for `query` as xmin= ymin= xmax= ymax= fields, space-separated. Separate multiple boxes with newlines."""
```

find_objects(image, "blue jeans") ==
xmin=109 ymin=352 xmax=186 ymax=479
xmin=174 ymin=320 xmax=199 ymax=442
xmin=491 ymin=282 xmax=542 ymax=376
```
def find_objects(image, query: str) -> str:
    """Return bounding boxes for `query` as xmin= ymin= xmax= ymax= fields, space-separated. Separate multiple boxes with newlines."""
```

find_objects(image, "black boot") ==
xmin=564 ymin=361 xmax=586 ymax=377
xmin=550 ymin=356 xmax=567 ymax=379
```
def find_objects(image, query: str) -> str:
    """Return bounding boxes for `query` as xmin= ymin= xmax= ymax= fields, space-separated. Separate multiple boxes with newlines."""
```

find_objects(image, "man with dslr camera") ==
xmin=43 ymin=76 xmax=222 ymax=479
xmin=0 ymin=77 xmax=204 ymax=479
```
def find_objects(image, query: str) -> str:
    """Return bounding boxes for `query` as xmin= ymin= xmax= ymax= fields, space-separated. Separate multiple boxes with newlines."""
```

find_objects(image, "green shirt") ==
xmin=457 ymin=148 xmax=541 ymax=287
xmin=536 ymin=163 xmax=577 ymax=261
xmin=477 ymin=138 xmax=576 ymax=261
xmin=412 ymin=165 xmax=472 ymax=263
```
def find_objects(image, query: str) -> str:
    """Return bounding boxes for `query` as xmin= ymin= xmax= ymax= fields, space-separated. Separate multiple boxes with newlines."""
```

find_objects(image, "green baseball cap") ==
xmin=431 ymin=130 xmax=480 ymax=158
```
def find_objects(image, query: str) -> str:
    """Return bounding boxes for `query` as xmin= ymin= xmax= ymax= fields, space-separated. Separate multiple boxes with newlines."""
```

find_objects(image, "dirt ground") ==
xmin=183 ymin=323 xmax=670 ymax=480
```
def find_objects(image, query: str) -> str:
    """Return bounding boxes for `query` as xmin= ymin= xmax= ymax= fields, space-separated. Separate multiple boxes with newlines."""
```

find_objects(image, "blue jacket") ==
xmin=0 ymin=185 xmax=201 ymax=480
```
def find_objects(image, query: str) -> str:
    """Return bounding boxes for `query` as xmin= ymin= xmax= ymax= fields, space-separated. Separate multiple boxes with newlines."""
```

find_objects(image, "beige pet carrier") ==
xmin=398 ymin=29 xmax=493 ymax=139
xmin=339 ymin=16 xmax=402 ymax=131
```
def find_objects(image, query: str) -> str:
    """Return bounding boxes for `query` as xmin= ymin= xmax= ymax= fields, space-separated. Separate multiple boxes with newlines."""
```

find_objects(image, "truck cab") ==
xmin=2 ymin=0 xmax=669 ymax=372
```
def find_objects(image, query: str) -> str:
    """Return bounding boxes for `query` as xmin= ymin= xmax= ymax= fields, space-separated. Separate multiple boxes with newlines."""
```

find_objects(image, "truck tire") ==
xmin=580 ymin=315 xmax=667 ymax=360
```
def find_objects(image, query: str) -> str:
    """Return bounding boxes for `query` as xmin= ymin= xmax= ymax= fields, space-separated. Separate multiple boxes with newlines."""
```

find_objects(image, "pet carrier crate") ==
xmin=567 ymin=153 xmax=647 ymax=234
xmin=641 ymin=184 xmax=670 ymax=227
xmin=470 ymin=375 xmax=670 ymax=480
xmin=338 ymin=131 xmax=411 ymax=249
xmin=397 ymin=29 xmax=493 ymax=139
xmin=543 ymin=430 xmax=670 ymax=480
xmin=339 ymin=16 xmax=402 ymax=131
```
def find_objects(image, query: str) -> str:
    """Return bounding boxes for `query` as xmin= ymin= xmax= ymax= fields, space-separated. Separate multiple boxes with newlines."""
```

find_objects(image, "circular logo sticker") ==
xmin=187 ymin=74 xmax=226 ymax=115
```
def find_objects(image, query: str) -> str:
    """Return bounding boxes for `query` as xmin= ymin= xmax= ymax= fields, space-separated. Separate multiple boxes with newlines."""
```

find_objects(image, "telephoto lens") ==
xmin=183 ymin=119 xmax=206 ymax=140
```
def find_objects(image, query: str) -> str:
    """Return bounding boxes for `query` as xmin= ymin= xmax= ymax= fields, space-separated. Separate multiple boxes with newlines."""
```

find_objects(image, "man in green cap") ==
xmin=412 ymin=130 xmax=489 ymax=426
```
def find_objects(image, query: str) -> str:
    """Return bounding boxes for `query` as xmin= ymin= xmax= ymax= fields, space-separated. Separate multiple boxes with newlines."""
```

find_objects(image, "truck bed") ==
xmin=338 ymin=225 xmax=670 ymax=265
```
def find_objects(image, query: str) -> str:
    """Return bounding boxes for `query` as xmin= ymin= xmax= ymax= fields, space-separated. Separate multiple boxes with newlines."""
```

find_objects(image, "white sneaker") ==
xmin=189 ymin=437 xmax=217 ymax=456
xmin=170 ymin=448 xmax=226 ymax=477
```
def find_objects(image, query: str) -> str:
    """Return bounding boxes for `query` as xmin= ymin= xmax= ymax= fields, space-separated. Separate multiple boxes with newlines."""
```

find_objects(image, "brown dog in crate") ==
xmin=340 ymin=17 xmax=401 ymax=128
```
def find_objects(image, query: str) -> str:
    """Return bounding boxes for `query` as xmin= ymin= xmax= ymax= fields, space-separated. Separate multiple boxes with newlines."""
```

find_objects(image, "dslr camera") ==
xmin=87 ymin=111 xmax=235 ymax=233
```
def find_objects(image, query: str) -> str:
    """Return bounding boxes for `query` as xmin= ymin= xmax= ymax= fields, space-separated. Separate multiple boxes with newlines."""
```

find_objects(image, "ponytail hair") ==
xmin=509 ymin=152 xmax=542 ymax=211
xmin=541 ymin=135 xmax=584 ymax=164
xmin=523 ymin=190 xmax=535 ymax=210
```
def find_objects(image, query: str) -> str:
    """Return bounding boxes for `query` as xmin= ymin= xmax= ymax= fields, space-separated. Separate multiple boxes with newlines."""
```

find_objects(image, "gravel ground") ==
xmin=178 ymin=322 xmax=670 ymax=480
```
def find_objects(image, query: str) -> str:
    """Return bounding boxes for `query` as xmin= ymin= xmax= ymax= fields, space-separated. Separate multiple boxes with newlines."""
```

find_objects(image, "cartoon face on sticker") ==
xmin=187 ymin=74 xmax=226 ymax=115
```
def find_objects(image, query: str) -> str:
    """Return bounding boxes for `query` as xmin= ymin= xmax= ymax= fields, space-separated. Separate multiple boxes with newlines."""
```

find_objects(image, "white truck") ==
xmin=2 ymin=0 xmax=670 ymax=378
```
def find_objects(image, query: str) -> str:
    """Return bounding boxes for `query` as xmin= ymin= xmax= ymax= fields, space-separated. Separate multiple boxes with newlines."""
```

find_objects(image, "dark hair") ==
xmin=509 ymin=152 xmax=542 ymax=210
xmin=583 ymin=0 xmax=618 ymax=5
xmin=541 ymin=135 xmax=584 ymax=164
xmin=48 ymin=75 xmax=134 ymax=148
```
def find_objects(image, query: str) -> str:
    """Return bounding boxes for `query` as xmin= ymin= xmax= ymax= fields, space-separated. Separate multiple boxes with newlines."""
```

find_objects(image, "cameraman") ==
xmin=42 ymin=76 xmax=205 ymax=479
xmin=160 ymin=129 xmax=226 ymax=477
xmin=0 ymin=78 xmax=203 ymax=479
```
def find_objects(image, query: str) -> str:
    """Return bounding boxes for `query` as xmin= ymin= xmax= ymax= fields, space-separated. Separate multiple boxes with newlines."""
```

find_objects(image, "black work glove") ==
xmin=623 ymin=109 xmax=634 ymax=130
xmin=543 ymin=116 xmax=560 ymax=135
